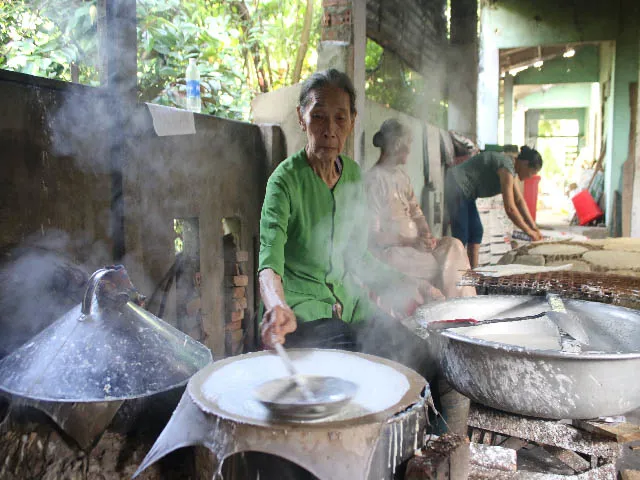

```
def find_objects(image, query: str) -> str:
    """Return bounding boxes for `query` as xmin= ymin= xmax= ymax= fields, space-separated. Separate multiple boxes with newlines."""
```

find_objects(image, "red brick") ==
xmin=230 ymin=297 xmax=248 ymax=312
xmin=225 ymin=319 xmax=242 ymax=332
xmin=232 ymin=275 xmax=248 ymax=287
xmin=232 ymin=287 xmax=245 ymax=298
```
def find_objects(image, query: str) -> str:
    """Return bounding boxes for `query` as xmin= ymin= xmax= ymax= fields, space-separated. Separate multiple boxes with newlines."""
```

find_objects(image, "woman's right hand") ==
xmin=529 ymin=229 xmax=543 ymax=241
xmin=261 ymin=304 xmax=297 ymax=348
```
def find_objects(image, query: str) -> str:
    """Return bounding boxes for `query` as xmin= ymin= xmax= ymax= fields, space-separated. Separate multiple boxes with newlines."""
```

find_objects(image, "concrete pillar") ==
xmin=606 ymin=0 xmax=639 ymax=233
xmin=476 ymin=5 xmax=500 ymax=148
xmin=512 ymin=105 xmax=526 ymax=147
xmin=318 ymin=0 xmax=366 ymax=164
xmin=503 ymin=74 xmax=514 ymax=144
xmin=448 ymin=0 xmax=478 ymax=139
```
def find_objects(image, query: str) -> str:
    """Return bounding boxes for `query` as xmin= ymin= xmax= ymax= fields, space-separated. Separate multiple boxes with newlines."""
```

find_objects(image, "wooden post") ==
xmin=97 ymin=0 xmax=137 ymax=260
xmin=622 ymin=83 xmax=637 ymax=237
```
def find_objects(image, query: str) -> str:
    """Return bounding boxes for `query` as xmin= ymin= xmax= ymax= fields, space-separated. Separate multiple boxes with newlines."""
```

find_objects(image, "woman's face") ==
xmin=516 ymin=159 xmax=540 ymax=180
xmin=394 ymin=135 xmax=412 ymax=165
xmin=297 ymin=86 xmax=355 ymax=163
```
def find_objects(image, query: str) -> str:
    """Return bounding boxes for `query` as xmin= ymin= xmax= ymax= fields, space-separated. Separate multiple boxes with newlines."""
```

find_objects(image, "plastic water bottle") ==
xmin=186 ymin=58 xmax=201 ymax=113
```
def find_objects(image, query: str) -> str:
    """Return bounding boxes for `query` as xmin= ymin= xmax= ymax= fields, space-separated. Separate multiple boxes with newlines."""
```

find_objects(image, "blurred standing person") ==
xmin=365 ymin=119 xmax=475 ymax=299
xmin=445 ymin=146 xmax=544 ymax=268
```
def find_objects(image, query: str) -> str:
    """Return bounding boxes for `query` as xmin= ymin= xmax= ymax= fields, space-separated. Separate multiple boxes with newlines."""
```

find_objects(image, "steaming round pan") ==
xmin=254 ymin=375 xmax=357 ymax=420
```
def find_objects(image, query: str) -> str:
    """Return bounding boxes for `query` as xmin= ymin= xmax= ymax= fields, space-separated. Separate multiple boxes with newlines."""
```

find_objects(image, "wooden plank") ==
xmin=572 ymin=420 xmax=640 ymax=444
xmin=623 ymin=83 xmax=637 ymax=237
xmin=502 ymin=438 xmax=528 ymax=451
xmin=542 ymin=446 xmax=590 ymax=473
xmin=621 ymin=470 xmax=640 ymax=480
xmin=468 ymin=404 xmax=620 ymax=458
xmin=470 ymin=428 xmax=483 ymax=444
xmin=481 ymin=431 xmax=494 ymax=445
xmin=633 ymin=78 xmax=640 ymax=236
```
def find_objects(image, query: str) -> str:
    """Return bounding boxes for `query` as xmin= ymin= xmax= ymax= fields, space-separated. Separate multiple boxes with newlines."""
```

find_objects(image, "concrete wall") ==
xmin=449 ymin=0 xmax=478 ymax=139
xmin=252 ymin=84 xmax=306 ymax=160
xmin=0 ymin=70 xmax=113 ymax=268
xmin=517 ymin=83 xmax=594 ymax=110
xmin=123 ymin=109 xmax=268 ymax=356
xmin=448 ymin=43 xmax=478 ymax=138
xmin=482 ymin=0 xmax=619 ymax=49
xmin=0 ymin=70 xmax=272 ymax=357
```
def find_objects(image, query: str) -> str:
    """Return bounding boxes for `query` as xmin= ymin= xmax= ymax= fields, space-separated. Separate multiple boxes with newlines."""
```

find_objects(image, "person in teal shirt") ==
xmin=259 ymin=69 xmax=425 ymax=352
xmin=445 ymin=146 xmax=544 ymax=268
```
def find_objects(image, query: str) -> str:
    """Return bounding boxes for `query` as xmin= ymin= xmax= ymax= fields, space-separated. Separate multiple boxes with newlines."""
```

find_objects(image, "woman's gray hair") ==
xmin=372 ymin=118 xmax=411 ymax=152
xmin=298 ymin=69 xmax=357 ymax=114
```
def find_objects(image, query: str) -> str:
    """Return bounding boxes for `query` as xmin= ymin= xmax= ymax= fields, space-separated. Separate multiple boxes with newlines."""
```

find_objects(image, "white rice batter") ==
xmin=450 ymin=316 xmax=563 ymax=350
xmin=199 ymin=350 xmax=411 ymax=422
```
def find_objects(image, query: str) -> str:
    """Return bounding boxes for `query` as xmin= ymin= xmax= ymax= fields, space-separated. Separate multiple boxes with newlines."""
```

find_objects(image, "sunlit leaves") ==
xmin=1 ymin=0 xmax=322 ymax=120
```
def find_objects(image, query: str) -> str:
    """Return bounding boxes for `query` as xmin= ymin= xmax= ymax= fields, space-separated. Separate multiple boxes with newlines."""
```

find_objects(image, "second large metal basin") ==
xmin=406 ymin=295 xmax=640 ymax=419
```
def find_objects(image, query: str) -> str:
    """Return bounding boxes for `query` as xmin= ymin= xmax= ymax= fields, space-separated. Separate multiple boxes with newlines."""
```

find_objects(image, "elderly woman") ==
xmin=365 ymin=119 xmax=475 ymax=299
xmin=259 ymin=69 xmax=424 ymax=355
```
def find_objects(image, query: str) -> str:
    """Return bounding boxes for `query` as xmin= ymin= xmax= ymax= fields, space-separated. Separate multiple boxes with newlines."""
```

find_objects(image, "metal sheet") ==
xmin=0 ymin=301 xmax=212 ymax=402
xmin=408 ymin=295 xmax=640 ymax=419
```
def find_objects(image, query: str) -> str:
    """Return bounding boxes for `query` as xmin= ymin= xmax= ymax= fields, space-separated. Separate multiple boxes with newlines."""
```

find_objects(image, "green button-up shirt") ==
xmin=259 ymin=149 xmax=404 ymax=323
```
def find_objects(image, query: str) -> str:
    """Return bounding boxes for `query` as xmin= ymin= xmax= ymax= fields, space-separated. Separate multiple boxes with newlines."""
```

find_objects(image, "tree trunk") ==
xmin=291 ymin=0 xmax=314 ymax=84
xmin=231 ymin=1 xmax=270 ymax=93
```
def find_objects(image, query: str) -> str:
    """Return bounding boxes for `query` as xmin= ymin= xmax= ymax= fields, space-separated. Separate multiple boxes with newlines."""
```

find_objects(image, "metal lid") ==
xmin=0 ymin=266 xmax=212 ymax=402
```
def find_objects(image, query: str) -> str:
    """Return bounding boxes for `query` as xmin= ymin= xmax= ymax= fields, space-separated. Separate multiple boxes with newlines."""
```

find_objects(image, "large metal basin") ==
xmin=406 ymin=295 xmax=640 ymax=419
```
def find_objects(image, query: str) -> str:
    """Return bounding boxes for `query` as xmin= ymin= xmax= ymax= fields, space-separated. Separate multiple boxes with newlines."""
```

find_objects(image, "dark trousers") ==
xmin=444 ymin=171 xmax=484 ymax=245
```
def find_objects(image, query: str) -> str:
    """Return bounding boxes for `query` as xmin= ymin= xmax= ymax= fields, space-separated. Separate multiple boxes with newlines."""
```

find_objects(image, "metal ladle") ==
xmin=271 ymin=337 xmax=315 ymax=402
xmin=545 ymin=293 xmax=589 ymax=351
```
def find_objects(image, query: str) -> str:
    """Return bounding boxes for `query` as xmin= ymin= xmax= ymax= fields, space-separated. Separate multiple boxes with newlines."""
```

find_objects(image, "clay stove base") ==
xmin=136 ymin=388 xmax=430 ymax=480
xmin=467 ymin=403 xmax=629 ymax=479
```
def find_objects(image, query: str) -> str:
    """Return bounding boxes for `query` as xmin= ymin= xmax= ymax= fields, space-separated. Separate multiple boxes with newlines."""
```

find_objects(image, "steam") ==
xmin=0 ymin=231 xmax=88 ymax=358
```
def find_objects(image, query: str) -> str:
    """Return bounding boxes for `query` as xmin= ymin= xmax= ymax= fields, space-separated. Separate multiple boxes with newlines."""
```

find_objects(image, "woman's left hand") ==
xmin=416 ymin=235 xmax=437 ymax=251
xmin=376 ymin=282 xmax=425 ymax=319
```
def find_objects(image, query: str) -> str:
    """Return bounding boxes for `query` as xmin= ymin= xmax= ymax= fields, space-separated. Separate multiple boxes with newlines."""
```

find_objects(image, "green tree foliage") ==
xmin=0 ymin=0 xmax=322 ymax=120
xmin=537 ymin=119 xmax=578 ymax=181
xmin=0 ymin=0 xmax=99 ymax=84
xmin=364 ymin=38 xmax=427 ymax=117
